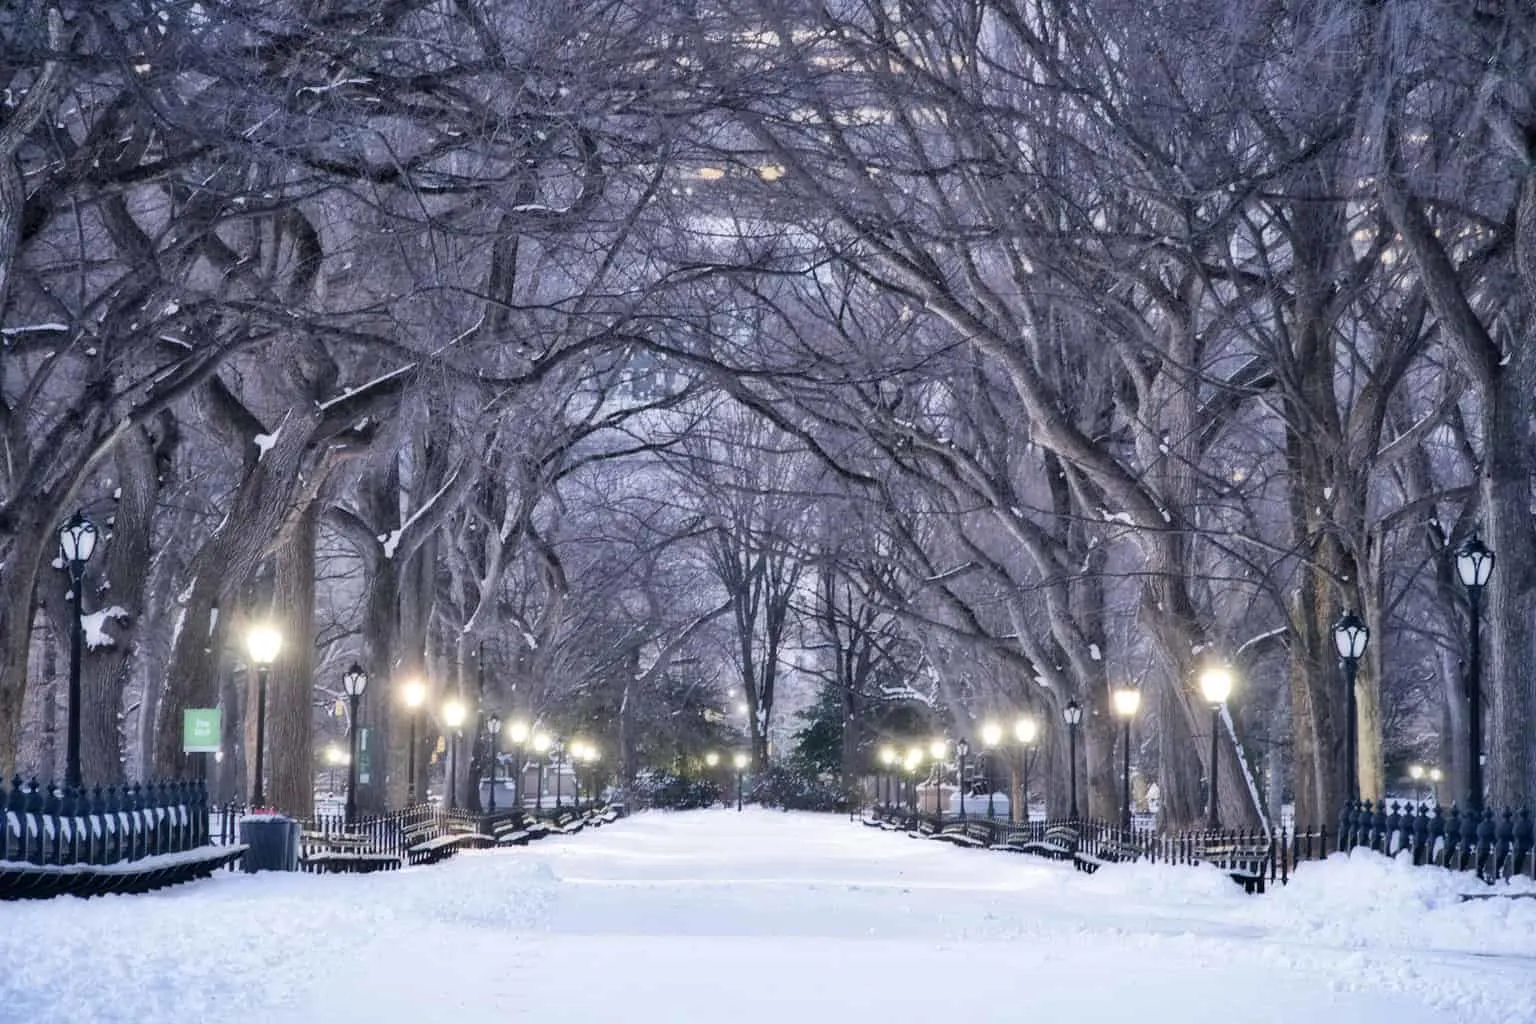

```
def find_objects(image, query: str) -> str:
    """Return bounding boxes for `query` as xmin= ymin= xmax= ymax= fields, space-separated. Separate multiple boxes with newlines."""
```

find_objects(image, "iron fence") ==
xmin=1337 ymin=800 xmax=1535 ymax=882
xmin=2 ymin=775 xmax=211 ymax=867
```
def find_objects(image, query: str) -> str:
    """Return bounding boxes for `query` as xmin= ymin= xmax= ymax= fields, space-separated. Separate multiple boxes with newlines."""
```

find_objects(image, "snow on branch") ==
xmin=317 ymin=363 xmax=417 ymax=412
xmin=378 ymin=468 xmax=460 ymax=559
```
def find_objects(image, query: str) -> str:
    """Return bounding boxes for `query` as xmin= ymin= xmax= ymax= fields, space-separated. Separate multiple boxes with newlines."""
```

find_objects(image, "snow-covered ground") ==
xmin=4 ymin=809 xmax=1534 ymax=1023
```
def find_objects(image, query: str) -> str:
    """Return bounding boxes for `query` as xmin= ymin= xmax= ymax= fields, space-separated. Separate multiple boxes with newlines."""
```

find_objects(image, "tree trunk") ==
xmin=266 ymin=501 xmax=318 ymax=816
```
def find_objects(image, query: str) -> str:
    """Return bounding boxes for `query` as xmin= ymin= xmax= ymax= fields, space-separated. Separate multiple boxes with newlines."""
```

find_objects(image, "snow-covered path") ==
xmin=4 ymin=809 xmax=1534 ymax=1023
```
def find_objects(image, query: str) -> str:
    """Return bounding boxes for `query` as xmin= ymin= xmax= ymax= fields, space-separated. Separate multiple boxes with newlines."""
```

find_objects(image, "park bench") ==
xmin=1018 ymin=824 xmax=1080 ymax=861
xmin=404 ymin=816 xmax=489 ymax=865
xmin=599 ymin=804 xmax=624 ymax=824
xmin=493 ymin=815 xmax=535 ymax=846
xmin=552 ymin=810 xmax=585 ymax=835
xmin=1073 ymin=833 xmax=1142 ymax=874
xmin=298 ymin=830 xmax=400 ymax=874
xmin=937 ymin=819 xmax=995 ymax=849
xmin=1194 ymin=835 xmax=1274 ymax=894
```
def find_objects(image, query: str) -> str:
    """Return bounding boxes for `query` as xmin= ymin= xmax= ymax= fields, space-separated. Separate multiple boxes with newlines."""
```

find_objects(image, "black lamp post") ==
xmin=247 ymin=624 xmax=282 ymax=807
xmin=878 ymin=747 xmax=896 ymax=808
xmin=733 ymin=752 xmax=749 ymax=811
xmin=955 ymin=737 xmax=971 ymax=819
xmin=1014 ymin=717 xmax=1037 ymax=824
xmin=1062 ymin=700 xmax=1083 ymax=819
xmin=57 ymin=512 xmax=98 ymax=791
xmin=1199 ymin=665 xmax=1235 ymax=829
xmin=1112 ymin=687 xmax=1141 ymax=832
xmin=508 ymin=720 xmax=529 ymax=807
xmin=928 ymin=739 xmax=947 ymax=817
xmin=1332 ymin=610 xmax=1370 ymax=803
xmin=533 ymin=733 xmax=550 ymax=811
xmin=342 ymin=663 xmax=367 ymax=824
xmin=443 ymin=699 xmax=467 ymax=810
xmin=486 ymin=713 xmax=502 ymax=813
xmin=1454 ymin=535 xmax=1494 ymax=813
xmin=402 ymin=678 xmax=426 ymax=805
xmin=980 ymin=722 xmax=1002 ymax=819
xmin=553 ymin=739 xmax=566 ymax=809
xmin=906 ymin=747 xmax=923 ymax=812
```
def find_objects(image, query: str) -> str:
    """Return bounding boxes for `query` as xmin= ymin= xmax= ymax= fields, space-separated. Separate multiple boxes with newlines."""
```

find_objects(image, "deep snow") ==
xmin=2 ymin=809 xmax=1534 ymax=1023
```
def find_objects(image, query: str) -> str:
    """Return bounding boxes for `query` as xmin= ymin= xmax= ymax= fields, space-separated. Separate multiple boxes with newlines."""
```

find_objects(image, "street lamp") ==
xmin=1014 ymin=716 xmax=1038 ymax=824
xmin=1332 ymin=610 xmax=1370 ymax=803
xmin=57 ymin=512 xmax=98 ymax=791
xmin=1429 ymin=767 xmax=1443 ymax=806
xmin=532 ymin=732 xmax=551 ymax=811
xmin=486 ymin=713 xmax=502 ymax=813
xmin=553 ymin=738 xmax=566 ymax=809
xmin=955 ymin=737 xmax=971 ymax=819
xmin=1112 ymin=687 xmax=1141 ymax=832
xmin=980 ymin=722 xmax=1002 ymax=819
xmin=733 ymin=751 xmax=749 ymax=811
xmin=1408 ymin=763 xmax=1425 ymax=808
xmin=578 ymin=743 xmax=602 ymax=805
xmin=1062 ymin=700 xmax=1083 ymax=819
xmin=246 ymin=624 xmax=282 ymax=807
xmin=324 ymin=743 xmax=346 ymax=793
xmin=904 ymin=747 xmax=924 ymax=812
xmin=878 ymin=746 xmax=896 ymax=808
xmin=442 ymin=699 xmax=467 ymax=810
xmin=508 ymin=719 xmax=529 ymax=807
xmin=1199 ymin=665 xmax=1235 ymax=829
xmin=1454 ymin=535 xmax=1494 ymax=813
xmin=401 ymin=678 xmax=428 ymax=804
xmin=928 ymin=739 xmax=947 ymax=817
xmin=342 ymin=663 xmax=368 ymax=824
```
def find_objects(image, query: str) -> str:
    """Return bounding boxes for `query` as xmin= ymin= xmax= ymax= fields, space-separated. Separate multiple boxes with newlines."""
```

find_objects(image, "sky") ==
xmin=2 ymin=809 xmax=1534 ymax=1023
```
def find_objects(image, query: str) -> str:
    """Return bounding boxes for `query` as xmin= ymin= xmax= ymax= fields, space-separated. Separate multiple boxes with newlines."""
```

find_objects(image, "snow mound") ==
xmin=1253 ymin=849 xmax=1536 ymax=956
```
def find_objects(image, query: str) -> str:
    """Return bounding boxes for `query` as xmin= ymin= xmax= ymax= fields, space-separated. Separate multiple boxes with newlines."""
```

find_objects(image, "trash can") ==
xmin=240 ymin=816 xmax=300 ymax=873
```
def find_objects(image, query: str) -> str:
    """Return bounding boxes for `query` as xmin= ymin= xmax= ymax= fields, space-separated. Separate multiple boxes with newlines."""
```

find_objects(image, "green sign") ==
xmin=183 ymin=708 xmax=221 ymax=753
xmin=357 ymin=727 xmax=371 ymax=784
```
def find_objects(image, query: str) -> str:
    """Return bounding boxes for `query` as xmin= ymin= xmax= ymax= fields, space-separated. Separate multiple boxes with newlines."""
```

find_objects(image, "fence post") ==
xmin=1514 ymin=809 xmax=1533 ymax=881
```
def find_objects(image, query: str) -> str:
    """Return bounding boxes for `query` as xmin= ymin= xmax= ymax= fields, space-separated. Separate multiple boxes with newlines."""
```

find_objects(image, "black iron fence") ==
xmin=863 ymin=802 xmax=1490 ymax=893
xmin=2 ymin=775 xmax=211 ymax=867
xmin=1337 ymin=800 xmax=1535 ymax=881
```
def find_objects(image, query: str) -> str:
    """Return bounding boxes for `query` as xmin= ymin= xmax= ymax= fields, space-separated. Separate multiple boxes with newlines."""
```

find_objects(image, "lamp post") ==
xmin=705 ymin=751 xmax=721 ymax=806
xmin=955 ymin=737 xmax=971 ymax=819
xmin=1332 ymin=610 xmax=1370 ymax=803
xmin=733 ymin=751 xmax=749 ymax=811
xmin=1454 ymin=535 xmax=1494 ymax=813
xmin=878 ymin=746 xmax=896 ymax=809
xmin=57 ymin=512 xmax=98 ymax=791
xmin=1429 ymin=767 xmax=1443 ymax=806
xmin=1014 ymin=717 xmax=1038 ymax=824
xmin=532 ymin=733 xmax=551 ymax=811
xmin=342 ymin=663 xmax=368 ymax=824
xmin=1062 ymin=700 xmax=1083 ymax=819
xmin=905 ymin=747 xmax=923 ymax=812
xmin=1112 ymin=687 xmax=1141 ymax=832
xmin=1408 ymin=763 xmax=1425 ymax=808
xmin=324 ymin=743 xmax=346 ymax=793
xmin=980 ymin=722 xmax=1002 ymax=819
xmin=246 ymin=624 xmax=282 ymax=807
xmin=402 ymin=678 xmax=427 ymax=805
xmin=508 ymin=720 xmax=530 ymax=807
xmin=486 ymin=714 xmax=502 ymax=813
xmin=442 ymin=699 xmax=467 ymax=810
xmin=1199 ymin=665 xmax=1235 ymax=829
xmin=553 ymin=738 xmax=566 ymax=809
xmin=928 ymin=739 xmax=947 ymax=817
